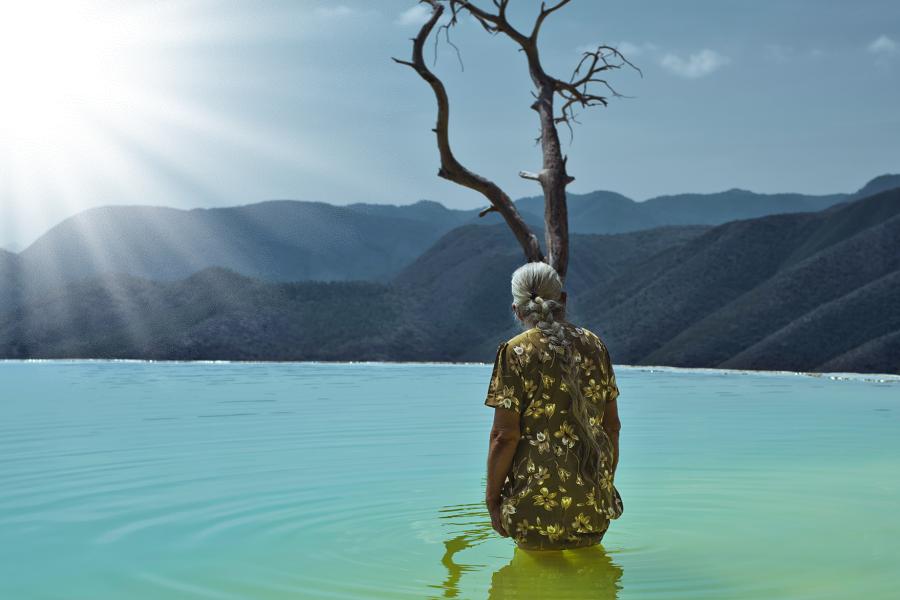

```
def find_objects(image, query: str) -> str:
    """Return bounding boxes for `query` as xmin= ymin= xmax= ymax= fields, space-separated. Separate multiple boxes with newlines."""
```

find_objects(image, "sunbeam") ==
xmin=0 ymin=0 xmax=331 ymax=255
xmin=0 ymin=2 xmax=146 ymax=152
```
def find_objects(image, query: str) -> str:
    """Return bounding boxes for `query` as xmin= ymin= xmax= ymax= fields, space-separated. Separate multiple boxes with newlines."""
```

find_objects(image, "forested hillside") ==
xmin=1 ymin=181 xmax=897 ymax=374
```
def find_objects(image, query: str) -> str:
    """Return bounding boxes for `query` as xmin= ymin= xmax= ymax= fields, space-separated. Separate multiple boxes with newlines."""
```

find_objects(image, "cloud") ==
xmin=574 ymin=42 xmax=728 ymax=78
xmin=660 ymin=49 xmax=729 ymax=78
xmin=314 ymin=5 xmax=356 ymax=18
xmin=396 ymin=4 xmax=432 ymax=26
xmin=868 ymin=34 xmax=898 ymax=56
xmin=614 ymin=41 xmax=657 ymax=57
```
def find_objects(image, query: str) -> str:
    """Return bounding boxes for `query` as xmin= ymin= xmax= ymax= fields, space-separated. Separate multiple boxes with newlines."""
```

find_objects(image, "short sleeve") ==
xmin=484 ymin=341 xmax=529 ymax=414
xmin=598 ymin=343 xmax=620 ymax=403
xmin=583 ymin=332 xmax=619 ymax=405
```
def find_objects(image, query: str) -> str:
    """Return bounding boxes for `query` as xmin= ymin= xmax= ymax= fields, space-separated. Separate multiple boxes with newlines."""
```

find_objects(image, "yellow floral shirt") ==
xmin=485 ymin=323 xmax=623 ymax=550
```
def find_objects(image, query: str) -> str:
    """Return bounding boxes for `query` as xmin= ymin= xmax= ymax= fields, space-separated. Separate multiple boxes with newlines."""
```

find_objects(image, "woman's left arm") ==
xmin=485 ymin=408 xmax=521 ymax=537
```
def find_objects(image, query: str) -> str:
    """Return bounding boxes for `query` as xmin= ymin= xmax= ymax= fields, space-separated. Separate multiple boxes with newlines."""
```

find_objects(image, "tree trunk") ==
xmin=533 ymin=79 xmax=572 ymax=283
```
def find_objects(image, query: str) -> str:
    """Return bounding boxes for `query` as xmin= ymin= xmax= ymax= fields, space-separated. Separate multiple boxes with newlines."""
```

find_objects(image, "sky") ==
xmin=0 ymin=0 xmax=898 ymax=251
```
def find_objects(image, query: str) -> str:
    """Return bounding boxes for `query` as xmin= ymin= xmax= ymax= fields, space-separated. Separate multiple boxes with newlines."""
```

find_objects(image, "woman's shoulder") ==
xmin=503 ymin=324 xmax=610 ymax=366
xmin=502 ymin=328 xmax=549 ymax=371
xmin=504 ymin=324 xmax=606 ymax=347
xmin=504 ymin=328 xmax=542 ymax=357
xmin=564 ymin=323 xmax=612 ymax=357
xmin=580 ymin=325 xmax=607 ymax=345
xmin=505 ymin=327 xmax=541 ymax=347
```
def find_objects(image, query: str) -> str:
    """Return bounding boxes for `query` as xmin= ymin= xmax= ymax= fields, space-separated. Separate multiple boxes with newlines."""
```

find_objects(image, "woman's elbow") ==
xmin=489 ymin=427 xmax=521 ymax=445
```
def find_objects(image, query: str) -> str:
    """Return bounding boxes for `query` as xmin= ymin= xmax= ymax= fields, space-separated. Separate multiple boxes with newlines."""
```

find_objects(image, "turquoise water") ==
xmin=0 ymin=361 xmax=898 ymax=599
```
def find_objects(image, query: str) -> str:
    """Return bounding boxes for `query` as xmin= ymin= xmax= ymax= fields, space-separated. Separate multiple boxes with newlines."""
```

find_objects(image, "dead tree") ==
xmin=393 ymin=0 xmax=639 ymax=283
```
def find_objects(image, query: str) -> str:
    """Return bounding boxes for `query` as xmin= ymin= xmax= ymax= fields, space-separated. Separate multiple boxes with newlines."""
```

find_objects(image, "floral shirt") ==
xmin=484 ymin=322 xmax=623 ymax=550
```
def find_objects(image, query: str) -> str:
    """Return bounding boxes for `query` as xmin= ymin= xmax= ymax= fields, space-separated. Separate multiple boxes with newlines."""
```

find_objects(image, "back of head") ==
xmin=510 ymin=261 xmax=567 ymax=340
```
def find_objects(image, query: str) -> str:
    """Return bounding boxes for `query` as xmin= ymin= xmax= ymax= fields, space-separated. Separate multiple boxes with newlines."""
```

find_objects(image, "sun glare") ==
xmin=0 ymin=1 xmax=327 ymax=254
xmin=0 ymin=3 xmax=140 ymax=148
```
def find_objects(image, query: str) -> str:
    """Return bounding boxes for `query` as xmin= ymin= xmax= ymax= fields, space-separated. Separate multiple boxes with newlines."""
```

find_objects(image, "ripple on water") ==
xmin=0 ymin=361 xmax=898 ymax=599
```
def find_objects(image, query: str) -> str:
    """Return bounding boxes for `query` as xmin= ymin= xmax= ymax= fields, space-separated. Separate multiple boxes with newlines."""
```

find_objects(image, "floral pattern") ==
xmin=484 ymin=323 xmax=623 ymax=550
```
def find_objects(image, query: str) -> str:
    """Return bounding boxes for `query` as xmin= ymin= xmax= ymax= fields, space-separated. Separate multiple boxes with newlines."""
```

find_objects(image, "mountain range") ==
xmin=7 ymin=174 xmax=897 ymax=288
xmin=0 ymin=174 xmax=898 ymax=374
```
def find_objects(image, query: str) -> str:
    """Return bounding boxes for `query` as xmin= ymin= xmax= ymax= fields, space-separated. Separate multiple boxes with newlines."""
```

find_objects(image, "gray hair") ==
xmin=509 ymin=260 xmax=608 ymax=492
xmin=510 ymin=260 xmax=568 ymax=345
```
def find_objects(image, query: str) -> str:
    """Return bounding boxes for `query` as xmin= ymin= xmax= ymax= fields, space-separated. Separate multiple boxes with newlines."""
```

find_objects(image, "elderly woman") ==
xmin=484 ymin=261 xmax=623 ymax=550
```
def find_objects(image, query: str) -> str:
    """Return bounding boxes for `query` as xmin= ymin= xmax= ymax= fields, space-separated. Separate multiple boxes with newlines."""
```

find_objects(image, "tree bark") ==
xmin=529 ymin=62 xmax=572 ymax=283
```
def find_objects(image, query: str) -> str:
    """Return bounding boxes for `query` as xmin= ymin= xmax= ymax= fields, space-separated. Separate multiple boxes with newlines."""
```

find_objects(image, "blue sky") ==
xmin=1 ymin=0 xmax=898 ymax=250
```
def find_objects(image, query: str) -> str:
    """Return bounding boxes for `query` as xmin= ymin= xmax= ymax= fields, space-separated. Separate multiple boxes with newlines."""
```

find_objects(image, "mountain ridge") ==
xmin=8 ymin=174 xmax=895 ymax=288
xmin=577 ymin=187 xmax=900 ymax=373
xmin=1 ymin=177 xmax=897 ymax=374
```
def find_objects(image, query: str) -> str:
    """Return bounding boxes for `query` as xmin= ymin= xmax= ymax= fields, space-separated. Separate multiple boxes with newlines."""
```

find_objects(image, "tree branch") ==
xmin=531 ymin=0 xmax=572 ymax=41
xmin=399 ymin=1 xmax=636 ymax=282
xmin=392 ymin=0 xmax=543 ymax=263
xmin=449 ymin=0 xmax=529 ymax=45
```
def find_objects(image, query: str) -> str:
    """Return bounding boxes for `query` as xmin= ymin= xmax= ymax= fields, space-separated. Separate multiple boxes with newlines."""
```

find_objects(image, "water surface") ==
xmin=1 ymin=361 xmax=898 ymax=599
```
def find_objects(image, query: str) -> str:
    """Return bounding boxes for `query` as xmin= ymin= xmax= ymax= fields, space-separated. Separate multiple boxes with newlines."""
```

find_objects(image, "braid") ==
xmin=511 ymin=262 xmax=611 ymax=492
xmin=530 ymin=295 xmax=569 ymax=356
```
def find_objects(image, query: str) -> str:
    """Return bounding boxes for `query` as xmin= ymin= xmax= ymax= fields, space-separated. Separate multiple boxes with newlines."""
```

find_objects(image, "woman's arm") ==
xmin=485 ymin=408 xmax=521 ymax=536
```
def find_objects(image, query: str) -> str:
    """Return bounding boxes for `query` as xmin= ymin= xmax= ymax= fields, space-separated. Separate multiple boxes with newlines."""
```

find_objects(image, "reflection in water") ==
xmin=429 ymin=502 xmax=493 ymax=598
xmin=489 ymin=545 xmax=623 ymax=599
xmin=431 ymin=502 xmax=623 ymax=599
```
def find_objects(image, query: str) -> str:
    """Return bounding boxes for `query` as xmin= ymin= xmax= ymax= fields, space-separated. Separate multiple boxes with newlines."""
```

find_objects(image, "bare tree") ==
xmin=393 ymin=0 xmax=639 ymax=283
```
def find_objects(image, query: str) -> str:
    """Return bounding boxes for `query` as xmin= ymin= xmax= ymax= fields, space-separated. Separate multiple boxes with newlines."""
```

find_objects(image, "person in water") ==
xmin=484 ymin=261 xmax=623 ymax=551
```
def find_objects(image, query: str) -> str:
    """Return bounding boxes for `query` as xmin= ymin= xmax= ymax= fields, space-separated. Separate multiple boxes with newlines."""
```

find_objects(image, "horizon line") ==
xmin=1 ymin=359 xmax=898 ymax=383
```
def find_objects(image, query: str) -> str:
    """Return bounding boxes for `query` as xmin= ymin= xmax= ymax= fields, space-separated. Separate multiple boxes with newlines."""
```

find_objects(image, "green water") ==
xmin=0 ymin=361 xmax=897 ymax=599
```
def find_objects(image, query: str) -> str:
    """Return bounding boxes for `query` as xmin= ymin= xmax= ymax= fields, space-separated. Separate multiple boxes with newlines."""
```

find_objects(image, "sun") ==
xmin=0 ymin=1 xmax=328 ymax=253
xmin=0 ymin=1 xmax=212 ymax=250
xmin=0 ymin=1 xmax=174 ymax=253
xmin=0 ymin=2 xmax=143 ymax=150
